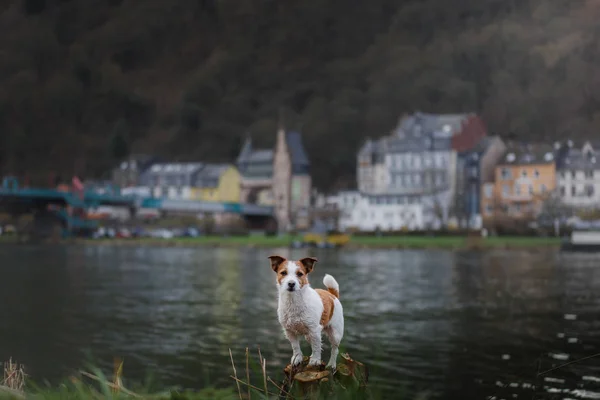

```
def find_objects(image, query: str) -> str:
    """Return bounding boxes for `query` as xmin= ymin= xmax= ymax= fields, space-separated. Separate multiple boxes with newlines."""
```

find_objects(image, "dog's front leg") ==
xmin=306 ymin=327 xmax=323 ymax=367
xmin=285 ymin=330 xmax=303 ymax=366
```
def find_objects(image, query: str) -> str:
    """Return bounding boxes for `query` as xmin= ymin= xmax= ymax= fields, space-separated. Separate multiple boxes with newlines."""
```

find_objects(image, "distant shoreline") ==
xmin=0 ymin=235 xmax=562 ymax=251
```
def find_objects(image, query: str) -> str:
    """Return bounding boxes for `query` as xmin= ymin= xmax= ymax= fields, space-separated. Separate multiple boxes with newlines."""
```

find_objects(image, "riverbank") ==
xmin=70 ymin=234 xmax=562 ymax=250
xmin=1 ymin=352 xmax=372 ymax=400
xmin=0 ymin=233 xmax=562 ymax=250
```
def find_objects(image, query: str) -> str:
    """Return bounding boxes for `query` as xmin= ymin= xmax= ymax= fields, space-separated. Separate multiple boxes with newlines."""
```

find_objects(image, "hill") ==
xmin=1 ymin=0 xmax=599 ymax=190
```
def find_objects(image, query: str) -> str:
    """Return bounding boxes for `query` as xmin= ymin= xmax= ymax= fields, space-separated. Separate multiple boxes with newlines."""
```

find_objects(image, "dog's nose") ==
xmin=288 ymin=281 xmax=296 ymax=290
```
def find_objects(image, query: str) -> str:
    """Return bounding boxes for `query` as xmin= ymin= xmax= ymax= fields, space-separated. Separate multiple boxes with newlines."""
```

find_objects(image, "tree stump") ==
xmin=279 ymin=353 xmax=369 ymax=399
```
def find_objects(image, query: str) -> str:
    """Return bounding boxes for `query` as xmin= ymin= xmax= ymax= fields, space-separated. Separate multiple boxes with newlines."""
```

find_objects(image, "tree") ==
xmin=421 ymin=165 xmax=450 ymax=230
xmin=1 ymin=0 xmax=600 ymax=188
xmin=109 ymin=119 xmax=130 ymax=162
xmin=536 ymin=190 xmax=573 ymax=235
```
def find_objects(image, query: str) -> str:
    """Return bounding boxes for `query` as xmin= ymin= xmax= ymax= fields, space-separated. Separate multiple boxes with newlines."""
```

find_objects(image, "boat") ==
xmin=292 ymin=219 xmax=350 ymax=248
xmin=560 ymin=222 xmax=600 ymax=252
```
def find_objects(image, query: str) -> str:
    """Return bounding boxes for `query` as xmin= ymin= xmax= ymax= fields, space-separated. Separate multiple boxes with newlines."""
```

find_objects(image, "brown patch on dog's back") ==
xmin=295 ymin=261 xmax=310 ymax=287
xmin=315 ymin=289 xmax=336 ymax=326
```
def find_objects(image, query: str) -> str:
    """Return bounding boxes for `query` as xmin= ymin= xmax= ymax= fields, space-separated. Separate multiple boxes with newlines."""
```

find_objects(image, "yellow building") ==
xmin=481 ymin=144 xmax=556 ymax=221
xmin=189 ymin=164 xmax=241 ymax=202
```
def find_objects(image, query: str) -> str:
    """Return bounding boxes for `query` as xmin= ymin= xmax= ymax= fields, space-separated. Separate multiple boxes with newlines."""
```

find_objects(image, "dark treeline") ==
xmin=0 ymin=0 xmax=598 ymax=190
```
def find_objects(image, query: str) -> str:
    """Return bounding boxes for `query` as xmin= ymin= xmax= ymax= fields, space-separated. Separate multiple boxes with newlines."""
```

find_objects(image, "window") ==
xmin=572 ymin=171 xmax=576 ymax=179
xmin=502 ymin=185 xmax=509 ymax=197
xmin=522 ymin=170 xmax=527 ymax=178
xmin=540 ymin=184 xmax=547 ymax=194
xmin=572 ymin=186 xmax=576 ymax=196
xmin=515 ymin=184 xmax=521 ymax=195
xmin=484 ymin=185 xmax=493 ymax=198
xmin=560 ymin=186 xmax=565 ymax=196
xmin=436 ymin=154 xmax=443 ymax=167
xmin=534 ymin=169 xmax=540 ymax=178
xmin=528 ymin=185 xmax=533 ymax=195
xmin=586 ymin=170 xmax=593 ymax=179
xmin=515 ymin=203 xmax=521 ymax=212
xmin=485 ymin=204 xmax=492 ymax=215
xmin=501 ymin=168 xmax=511 ymax=180
xmin=587 ymin=185 xmax=595 ymax=197
xmin=414 ymin=156 xmax=420 ymax=168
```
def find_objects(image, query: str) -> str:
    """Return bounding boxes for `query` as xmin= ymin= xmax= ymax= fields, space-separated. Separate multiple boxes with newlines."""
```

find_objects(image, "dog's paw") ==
xmin=307 ymin=357 xmax=322 ymax=367
xmin=291 ymin=353 xmax=304 ymax=366
xmin=325 ymin=362 xmax=337 ymax=372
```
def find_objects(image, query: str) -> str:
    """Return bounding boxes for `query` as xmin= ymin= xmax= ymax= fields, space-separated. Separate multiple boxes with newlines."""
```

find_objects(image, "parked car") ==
xmin=116 ymin=228 xmax=131 ymax=238
xmin=150 ymin=229 xmax=174 ymax=239
xmin=184 ymin=227 xmax=200 ymax=237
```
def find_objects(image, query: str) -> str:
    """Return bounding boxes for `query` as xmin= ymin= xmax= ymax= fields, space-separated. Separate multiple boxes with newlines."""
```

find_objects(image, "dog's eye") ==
xmin=280 ymin=271 xmax=287 ymax=276
xmin=297 ymin=272 xmax=303 ymax=277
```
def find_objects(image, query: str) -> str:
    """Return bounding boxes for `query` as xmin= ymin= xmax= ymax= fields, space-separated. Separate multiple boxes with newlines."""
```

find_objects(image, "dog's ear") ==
xmin=299 ymin=257 xmax=318 ymax=273
xmin=268 ymin=255 xmax=286 ymax=272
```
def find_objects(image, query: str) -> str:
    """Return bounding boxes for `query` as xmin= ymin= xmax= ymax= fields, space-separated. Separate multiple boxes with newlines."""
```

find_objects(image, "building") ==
xmin=189 ymin=164 xmax=241 ymax=203
xmin=236 ymin=127 xmax=312 ymax=231
xmin=314 ymin=190 xmax=426 ymax=232
xmin=482 ymin=143 xmax=557 ymax=222
xmin=455 ymin=136 xmax=506 ymax=228
xmin=357 ymin=139 xmax=387 ymax=194
xmin=139 ymin=162 xmax=204 ymax=199
xmin=345 ymin=194 xmax=424 ymax=232
xmin=315 ymin=191 xmax=362 ymax=232
xmin=111 ymin=154 xmax=159 ymax=188
xmin=556 ymin=141 xmax=600 ymax=210
xmin=139 ymin=162 xmax=242 ymax=202
xmin=357 ymin=112 xmax=487 ymax=228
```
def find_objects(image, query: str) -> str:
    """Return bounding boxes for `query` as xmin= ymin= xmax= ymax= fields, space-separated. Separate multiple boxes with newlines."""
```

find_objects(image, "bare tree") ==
xmin=536 ymin=190 xmax=572 ymax=235
xmin=421 ymin=167 xmax=449 ymax=230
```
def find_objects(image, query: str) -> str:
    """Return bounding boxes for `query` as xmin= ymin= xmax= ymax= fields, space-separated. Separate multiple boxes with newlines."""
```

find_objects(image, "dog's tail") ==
xmin=323 ymin=274 xmax=340 ymax=299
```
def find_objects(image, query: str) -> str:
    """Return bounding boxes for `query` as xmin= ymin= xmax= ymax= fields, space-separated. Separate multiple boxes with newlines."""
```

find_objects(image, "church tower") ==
xmin=272 ymin=112 xmax=292 ymax=232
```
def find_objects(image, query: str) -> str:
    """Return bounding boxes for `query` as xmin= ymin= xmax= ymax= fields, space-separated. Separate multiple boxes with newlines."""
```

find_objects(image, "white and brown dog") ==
xmin=268 ymin=255 xmax=344 ymax=370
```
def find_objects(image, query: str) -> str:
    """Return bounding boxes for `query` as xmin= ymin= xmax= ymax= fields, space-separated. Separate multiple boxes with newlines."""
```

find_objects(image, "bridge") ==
xmin=0 ymin=177 xmax=276 ymax=237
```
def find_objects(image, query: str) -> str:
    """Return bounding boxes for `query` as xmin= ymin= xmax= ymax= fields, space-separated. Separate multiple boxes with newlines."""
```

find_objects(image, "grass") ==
xmin=0 ymin=350 xmax=377 ymax=400
xmin=348 ymin=235 xmax=561 ymax=249
xmin=1 ymin=230 xmax=563 ymax=250
xmin=74 ymin=234 xmax=562 ymax=250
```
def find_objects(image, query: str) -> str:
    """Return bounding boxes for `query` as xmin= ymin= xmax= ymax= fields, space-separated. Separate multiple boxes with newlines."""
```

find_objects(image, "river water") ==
xmin=0 ymin=245 xmax=599 ymax=399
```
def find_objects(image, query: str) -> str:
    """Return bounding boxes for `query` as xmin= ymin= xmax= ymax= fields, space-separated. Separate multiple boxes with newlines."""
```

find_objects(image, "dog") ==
xmin=268 ymin=255 xmax=344 ymax=370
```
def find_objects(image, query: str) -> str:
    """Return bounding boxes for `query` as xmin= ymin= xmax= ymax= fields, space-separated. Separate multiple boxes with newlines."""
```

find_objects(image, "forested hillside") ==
xmin=1 ymin=0 xmax=599 ymax=189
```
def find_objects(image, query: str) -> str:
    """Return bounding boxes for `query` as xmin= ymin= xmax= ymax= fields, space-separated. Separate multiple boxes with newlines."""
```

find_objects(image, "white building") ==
xmin=319 ymin=190 xmax=425 ymax=232
xmin=357 ymin=112 xmax=466 ymax=228
xmin=342 ymin=195 xmax=424 ymax=232
xmin=557 ymin=141 xmax=600 ymax=210
xmin=139 ymin=162 xmax=204 ymax=199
